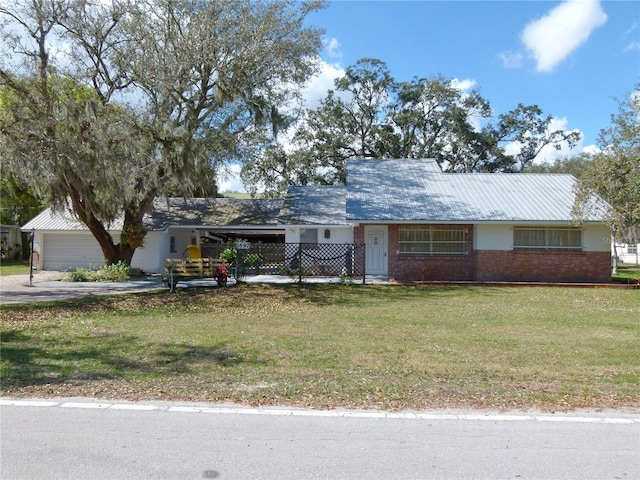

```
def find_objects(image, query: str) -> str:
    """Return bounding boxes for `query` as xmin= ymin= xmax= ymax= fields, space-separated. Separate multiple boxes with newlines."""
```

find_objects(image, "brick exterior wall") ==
xmin=356 ymin=224 xmax=611 ymax=283
xmin=476 ymin=250 xmax=611 ymax=283
xmin=356 ymin=224 xmax=476 ymax=282
xmin=387 ymin=224 xmax=475 ymax=282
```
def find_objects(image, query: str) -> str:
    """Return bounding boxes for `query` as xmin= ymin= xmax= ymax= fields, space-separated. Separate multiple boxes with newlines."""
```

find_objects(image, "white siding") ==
xmin=43 ymin=232 xmax=105 ymax=270
xmin=130 ymin=231 xmax=167 ymax=273
xmin=166 ymin=230 xmax=196 ymax=258
xmin=475 ymin=225 xmax=512 ymax=250
xmin=38 ymin=230 xmax=168 ymax=273
xmin=582 ymin=225 xmax=611 ymax=252
xmin=475 ymin=224 xmax=611 ymax=252
xmin=616 ymin=243 xmax=639 ymax=264
xmin=284 ymin=226 xmax=353 ymax=244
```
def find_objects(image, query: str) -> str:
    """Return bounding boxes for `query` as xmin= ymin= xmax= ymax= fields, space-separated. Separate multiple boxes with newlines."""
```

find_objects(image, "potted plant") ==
xmin=220 ymin=247 xmax=237 ymax=278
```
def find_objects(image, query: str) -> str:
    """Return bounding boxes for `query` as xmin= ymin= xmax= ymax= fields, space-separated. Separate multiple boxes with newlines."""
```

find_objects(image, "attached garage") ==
xmin=42 ymin=232 xmax=106 ymax=271
xmin=23 ymin=198 xmax=290 ymax=273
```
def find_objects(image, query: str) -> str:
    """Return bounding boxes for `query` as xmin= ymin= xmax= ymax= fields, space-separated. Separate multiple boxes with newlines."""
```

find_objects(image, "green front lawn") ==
xmin=613 ymin=263 xmax=640 ymax=284
xmin=2 ymin=284 xmax=638 ymax=411
xmin=0 ymin=259 xmax=30 ymax=276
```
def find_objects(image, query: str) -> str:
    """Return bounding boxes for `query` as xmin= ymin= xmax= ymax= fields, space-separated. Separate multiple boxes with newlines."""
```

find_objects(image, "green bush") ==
xmin=69 ymin=267 xmax=93 ymax=282
xmin=102 ymin=261 xmax=132 ymax=281
xmin=221 ymin=248 xmax=236 ymax=263
xmin=69 ymin=261 xmax=131 ymax=282
xmin=244 ymin=253 xmax=264 ymax=267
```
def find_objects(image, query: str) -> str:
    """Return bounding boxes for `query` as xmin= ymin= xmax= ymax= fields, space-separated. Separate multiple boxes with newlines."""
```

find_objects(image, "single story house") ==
xmin=615 ymin=241 xmax=639 ymax=265
xmin=24 ymin=198 xmax=285 ymax=273
xmin=23 ymin=158 xmax=612 ymax=283
xmin=346 ymin=159 xmax=611 ymax=283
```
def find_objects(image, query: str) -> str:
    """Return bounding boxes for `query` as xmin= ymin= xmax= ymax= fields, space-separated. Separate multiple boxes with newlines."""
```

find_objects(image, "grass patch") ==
xmin=613 ymin=263 xmax=640 ymax=284
xmin=0 ymin=259 xmax=30 ymax=276
xmin=1 ymin=284 xmax=638 ymax=412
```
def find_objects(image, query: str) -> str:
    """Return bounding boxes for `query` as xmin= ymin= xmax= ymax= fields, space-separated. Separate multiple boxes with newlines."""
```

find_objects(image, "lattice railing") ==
xmin=235 ymin=243 xmax=365 ymax=281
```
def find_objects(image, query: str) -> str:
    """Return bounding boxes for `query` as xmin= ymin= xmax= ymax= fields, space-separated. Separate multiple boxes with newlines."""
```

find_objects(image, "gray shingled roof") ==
xmin=346 ymin=158 xmax=609 ymax=223
xmin=279 ymin=186 xmax=347 ymax=225
xmin=144 ymin=198 xmax=284 ymax=230
xmin=24 ymin=198 xmax=284 ymax=231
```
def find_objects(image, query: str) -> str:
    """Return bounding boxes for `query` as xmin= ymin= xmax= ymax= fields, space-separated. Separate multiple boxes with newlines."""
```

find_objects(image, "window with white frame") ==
xmin=628 ymin=243 xmax=638 ymax=254
xmin=398 ymin=226 xmax=466 ymax=255
xmin=513 ymin=227 xmax=582 ymax=250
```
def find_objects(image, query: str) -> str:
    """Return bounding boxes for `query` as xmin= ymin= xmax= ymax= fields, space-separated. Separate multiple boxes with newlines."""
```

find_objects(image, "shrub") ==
xmin=102 ymin=261 xmax=132 ymax=282
xmin=69 ymin=261 xmax=131 ymax=282
xmin=69 ymin=267 xmax=93 ymax=282
xmin=221 ymin=248 xmax=236 ymax=263
xmin=244 ymin=253 xmax=264 ymax=267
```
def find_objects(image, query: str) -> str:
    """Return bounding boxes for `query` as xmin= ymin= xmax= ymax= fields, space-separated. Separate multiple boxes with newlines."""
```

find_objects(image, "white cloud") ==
xmin=300 ymin=59 xmax=345 ymax=110
xmin=623 ymin=20 xmax=638 ymax=36
xmin=582 ymin=144 xmax=601 ymax=155
xmin=521 ymin=0 xmax=607 ymax=72
xmin=450 ymin=78 xmax=476 ymax=92
xmin=323 ymin=37 xmax=342 ymax=59
xmin=625 ymin=41 xmax=640 ymax=52
xmin=498 ymin=51 xmax=524 ymax=69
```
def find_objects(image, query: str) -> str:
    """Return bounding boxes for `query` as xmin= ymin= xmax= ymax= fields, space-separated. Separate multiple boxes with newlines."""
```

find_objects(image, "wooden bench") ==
xmin=163 ymin=257 xmax=228 ymax=292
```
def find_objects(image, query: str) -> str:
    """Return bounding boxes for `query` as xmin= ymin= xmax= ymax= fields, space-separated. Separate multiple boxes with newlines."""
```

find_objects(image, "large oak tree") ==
xmin=0 ymin=0 xmax=324 ymax=265
xmin=242 ymin=58 xmax=581 ymax=195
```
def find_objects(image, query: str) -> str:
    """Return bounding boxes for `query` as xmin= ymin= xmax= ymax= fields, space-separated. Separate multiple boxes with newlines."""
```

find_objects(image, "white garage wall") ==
xmin=42 ymin=232 xmax=106 ymax=271
xmin=38 ymin=230 xmax=169 ymax=273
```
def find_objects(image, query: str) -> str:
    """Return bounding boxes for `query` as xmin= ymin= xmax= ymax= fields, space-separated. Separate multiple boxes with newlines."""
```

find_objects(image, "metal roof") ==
xmin=23 ymin=208 xmax=123 ymax=231
xmin=23 ymin=198 xmax=284 ymax=231
xmin=279 ymin=186 xmax=347 ymax=225
xmin=346 ymin=158 xmax=609 ymax=223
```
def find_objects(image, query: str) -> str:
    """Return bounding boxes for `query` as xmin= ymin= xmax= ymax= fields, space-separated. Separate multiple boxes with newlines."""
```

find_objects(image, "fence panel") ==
xmin=235 ymin=243 xmax=365 ymax=281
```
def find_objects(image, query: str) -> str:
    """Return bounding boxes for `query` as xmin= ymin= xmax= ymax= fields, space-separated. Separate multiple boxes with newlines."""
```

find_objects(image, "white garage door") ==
xmin=43 ymin=233 xmax=105 ymax=271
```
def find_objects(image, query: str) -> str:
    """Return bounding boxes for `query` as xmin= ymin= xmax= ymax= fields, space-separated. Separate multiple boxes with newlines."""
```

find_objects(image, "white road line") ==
xmin=1 ymin=398 xmax=638 ymax=424
xmin=60 ymin=402 xmax=112 ymax=409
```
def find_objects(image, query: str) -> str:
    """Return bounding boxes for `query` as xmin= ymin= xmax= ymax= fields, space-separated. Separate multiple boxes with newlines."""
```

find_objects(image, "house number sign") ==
xmin=235 ymin=241 xmax=251 ymax=250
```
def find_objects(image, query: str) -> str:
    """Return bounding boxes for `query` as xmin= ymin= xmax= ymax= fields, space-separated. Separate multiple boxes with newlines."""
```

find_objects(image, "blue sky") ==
xmin=307 ymin=0 xmax=638 ymax=148
xmin=222 ymin=0 xmax=639 ymax=191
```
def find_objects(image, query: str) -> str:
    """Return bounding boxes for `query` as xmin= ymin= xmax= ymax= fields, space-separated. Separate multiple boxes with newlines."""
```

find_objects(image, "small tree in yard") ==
xmin=573 ymin=86 xmax=640 ymax=273
xmin=0 ymin=0 xmax=324 ymax=266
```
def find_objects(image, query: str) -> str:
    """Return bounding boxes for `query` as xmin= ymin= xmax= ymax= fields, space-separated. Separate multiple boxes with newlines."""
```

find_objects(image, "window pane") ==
xmin=514 ymin=227 xmax=581 ymax=249
xmin=399 ymin=226 xmax=465 ymax=255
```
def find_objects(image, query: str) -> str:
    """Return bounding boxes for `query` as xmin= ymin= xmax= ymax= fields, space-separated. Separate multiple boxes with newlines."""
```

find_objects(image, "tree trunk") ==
xmin=611 ymin=229 xmax=618 ymax=275
xmin=67 ymin=194 xmax=144 ymax=267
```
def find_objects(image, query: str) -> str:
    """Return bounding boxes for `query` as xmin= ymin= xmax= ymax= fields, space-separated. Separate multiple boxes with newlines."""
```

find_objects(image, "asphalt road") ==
xmin=1 ymin=398 xmax=638 ymax=480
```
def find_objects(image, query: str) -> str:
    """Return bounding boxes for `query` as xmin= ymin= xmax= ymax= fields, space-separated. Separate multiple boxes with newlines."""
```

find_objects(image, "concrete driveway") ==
xmin=0 ymin=272 xmax=167 ymax=305
xmin=0 ymin=271 xmax=386 ymax=305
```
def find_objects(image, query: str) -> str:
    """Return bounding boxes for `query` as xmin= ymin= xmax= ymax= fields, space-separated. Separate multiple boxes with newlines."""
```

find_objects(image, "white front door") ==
xmin=365 ymin=226 xmax=388 ymax=275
